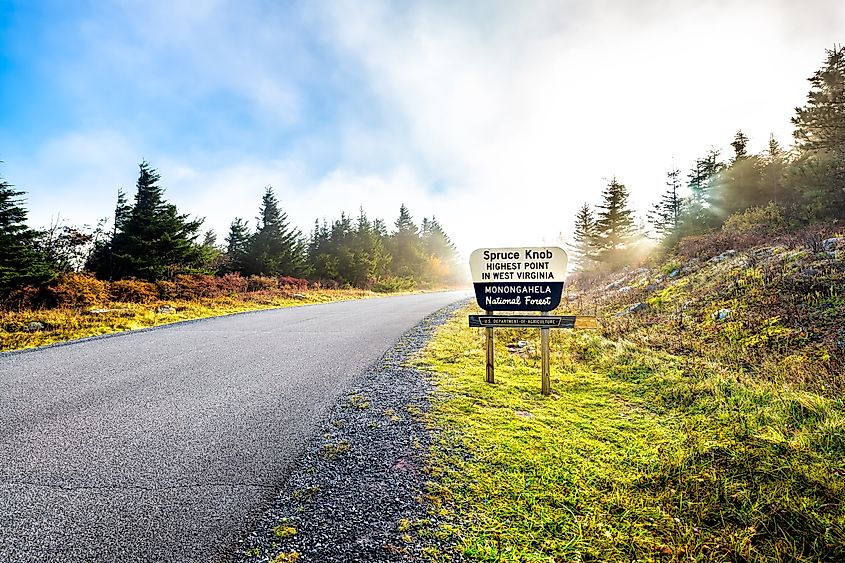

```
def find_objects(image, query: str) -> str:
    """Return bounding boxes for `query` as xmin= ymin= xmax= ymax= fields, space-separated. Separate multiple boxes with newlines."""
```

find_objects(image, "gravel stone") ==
xmin=233 ymin=299 xmax=469 ymax=563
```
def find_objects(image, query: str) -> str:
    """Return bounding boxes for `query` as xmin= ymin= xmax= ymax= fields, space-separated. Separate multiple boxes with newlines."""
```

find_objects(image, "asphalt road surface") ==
xmin=0 ymin=291 xmax=466 ymax=562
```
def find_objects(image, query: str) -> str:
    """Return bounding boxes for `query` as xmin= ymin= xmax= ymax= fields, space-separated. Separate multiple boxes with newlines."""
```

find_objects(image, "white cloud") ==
xmin=11 ymin=0 xmax=845 ymax=259
xmin=310 ymin=0 xmax=845 ymax=252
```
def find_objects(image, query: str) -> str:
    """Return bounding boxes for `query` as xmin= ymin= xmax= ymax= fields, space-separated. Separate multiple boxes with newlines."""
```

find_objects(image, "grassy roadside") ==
xmin=417 ymin=304 xmax=845 ymax=562
xmin=1 ymin=288 xmax=390 ymax=352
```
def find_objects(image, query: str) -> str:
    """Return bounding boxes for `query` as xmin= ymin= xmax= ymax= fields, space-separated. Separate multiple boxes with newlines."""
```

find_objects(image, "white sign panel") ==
xmin=469 ymin=247 xmax=568 ymax=283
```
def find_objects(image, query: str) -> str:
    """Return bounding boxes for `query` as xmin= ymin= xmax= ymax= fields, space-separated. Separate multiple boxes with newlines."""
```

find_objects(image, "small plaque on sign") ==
xmin=469 ymin=315 xmax=576 ymax=328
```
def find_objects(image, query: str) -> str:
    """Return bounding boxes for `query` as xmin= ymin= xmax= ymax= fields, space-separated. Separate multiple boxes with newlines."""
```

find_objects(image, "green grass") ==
xmin=418 ymin=305 xmax=845 ymax=562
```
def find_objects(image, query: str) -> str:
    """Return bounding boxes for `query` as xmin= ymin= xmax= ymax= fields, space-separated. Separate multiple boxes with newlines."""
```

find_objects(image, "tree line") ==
xmin=0 ymin=162 xmax=461 ymax=299
xmin=571 ymin=45 xmax=845 ymax=270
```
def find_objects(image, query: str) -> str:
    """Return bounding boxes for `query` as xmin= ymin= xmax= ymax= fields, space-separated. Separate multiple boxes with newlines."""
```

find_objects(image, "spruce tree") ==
xmin=685 ymin=149 xmax=725 ymax=231
xmin=0 ymin=176 xmax=55 ymax=294
xmin=110 ymin=161 xmax=205 ymax=280
xmin=790 ymin=45 xmax=845 ymax=220
xmin=421 ymin=217 xmax=459 ymax=283
xmin=648 ymin=167 xmax=684 ymax=239
xmin=731 ymin=130 xmax=749 ymax=162
xmin=761 ymin=134 xmax=787 ymax=205
xmin=389 ymin=204 xmax=425 ymax=278
xmin=593 ymin=178 xmax=637 ymax=267
xmin=571 ymin=202 xmax=597 ymax=270
xmin=224 ymin=218 xmax=251 ymax=274
xmin=793 ymin=45 xmax=845 ymax=156
xmin=245 ymin=186 xmax=305 ymax=277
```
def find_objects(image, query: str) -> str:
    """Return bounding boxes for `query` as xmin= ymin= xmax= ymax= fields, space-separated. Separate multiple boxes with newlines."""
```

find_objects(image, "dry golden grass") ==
xmin=1 ymin=288 xmax=377 ymax=352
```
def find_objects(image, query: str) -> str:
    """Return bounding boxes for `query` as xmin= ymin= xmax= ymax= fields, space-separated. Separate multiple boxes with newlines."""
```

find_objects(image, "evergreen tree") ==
xmin=731 ymin=130 xmax=749 ymax=162
xmin=789 ymin=45 xmax=845 ymax=220
xmin=421 ymin=216 xmax=459 ymax=283
xmin=792 ymin=45 xmax=845 ymax=156
xmin=684 ymin=148 xmax=725 ymax=232
xmin=389 ymin=204 xmax=425 ymax=278
xmin=0 ymin=176 xmax=55 ymax=294
xmin=349 ymin=208 xmax=391 ymax=287
xmin=648 ymin=167 xmax=684 ymax=239
xmin=571 ymin=202 xmax=597 ymax=270
xmin=593 ymin=178 xmax=637 ymax=266
xmin=108 ymin=161 xmax=205 ymax=280
xmin=245 ymin=186 xmax=306 ymax=277
xmin=224 ymin=218 xmax=251 ymax=274
xmin=198 ymin=229 xmax=223 ymax=273
xmin=761 ymin=133 xmax=787 ymax=205
xmin=719 ymin=130 xmax=767 ymax=216
xmin=307 ymin=219 xmax=336 ymax=280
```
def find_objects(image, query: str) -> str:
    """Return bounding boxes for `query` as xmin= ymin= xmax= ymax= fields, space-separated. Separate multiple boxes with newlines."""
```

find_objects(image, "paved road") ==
xmin=0 ymin=291 xmax=466 ymax=562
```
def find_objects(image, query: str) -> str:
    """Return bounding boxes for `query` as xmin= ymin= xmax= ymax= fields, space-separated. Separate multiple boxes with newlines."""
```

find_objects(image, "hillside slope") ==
xmin=419 ymin=227 xmax=844 ymax=561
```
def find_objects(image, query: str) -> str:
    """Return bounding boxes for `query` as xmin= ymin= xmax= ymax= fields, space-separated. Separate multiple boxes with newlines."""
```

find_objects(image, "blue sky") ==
xmin=2 ymin=0 xmax=844 ymax=254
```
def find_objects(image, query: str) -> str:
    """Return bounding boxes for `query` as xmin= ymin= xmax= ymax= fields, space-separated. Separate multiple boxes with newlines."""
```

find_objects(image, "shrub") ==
xmin=156 ymin=280 xmax=178 ymax=300
xmin=173 ymin=274 xmax=224 ymax=300
xmin=371 ymin=277 xmax=416 ymax=293
xmin=1 ymin=285 xmax=41 ymax=311
xmin=49 ymin=273 xmax=107 ymax=308
xmin=278 ymin=276 xmax=308 ymax=290
xmin=723 ymin=203 xmax=787 ymax=236
xmin=246 ymin=276 xmax=277 ymax=292
xmin=109 ymin=279 xmax=158 ymax=303
xmin=218 ymin=273 xmax=248 ymax=295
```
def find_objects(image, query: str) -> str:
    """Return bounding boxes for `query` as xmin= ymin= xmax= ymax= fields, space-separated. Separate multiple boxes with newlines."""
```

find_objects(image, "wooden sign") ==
xmin=469 ymin=247 xmax=568 ymax=311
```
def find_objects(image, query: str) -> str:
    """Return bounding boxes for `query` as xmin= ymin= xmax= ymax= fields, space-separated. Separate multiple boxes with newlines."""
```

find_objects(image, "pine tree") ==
xmin=761 ymin=133 xmax=787 ymax=205
xmin=0 ymin=176 xmax=55 ymax=294
xmin=684 ymin=148 xmax=725 ymax=232
xmin=731 ymin=130 xmax=749 ymax=162
xmin=349 ymin=208 xmax=390 ymax=287
xmin=245 ymin=186 xmax=306 ymax=277
xmin=198 ymin=229 xmax=223 ymax=273
xmin=307 ymin=219 xmax=338 ymax=281
xmin=593 ymin=178 xmax=637 ymax=266
xmin=224 ymin=218 xmax=251 ymax=274
xmin=792 ymin=45 xmax=845 ymax=156
xmin=421 ymin=216 xmax=458 ymax=283
xmin=789 ymin=45 xmax=845 ymax=220
xmin=571 ymin=202 xmax=597 ymax=270
xmin=647 ymin=167 xmax=685 ymax=240
xmin=389 ymin=204 xmax=425 ymax=278
xmin=109 ymin=161 xmax=205 ymax=280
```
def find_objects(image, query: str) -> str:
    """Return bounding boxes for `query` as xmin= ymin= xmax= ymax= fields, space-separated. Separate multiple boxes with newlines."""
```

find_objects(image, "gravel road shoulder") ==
xmin=232 ymin=299 xmax=468 ymax=562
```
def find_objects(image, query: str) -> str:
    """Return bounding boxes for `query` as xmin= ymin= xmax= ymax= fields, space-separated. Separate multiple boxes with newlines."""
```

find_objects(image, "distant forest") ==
xmin=0 ymin=161 xmax=461 ymax=302
xmin=570 ymin=45 xmax=845 ymax=271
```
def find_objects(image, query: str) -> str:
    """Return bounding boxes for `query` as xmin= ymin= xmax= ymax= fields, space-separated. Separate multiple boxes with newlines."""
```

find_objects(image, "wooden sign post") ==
xmin=469 ymin=247 xmax=594 ymax=396
xmin=485 ymin=310 xmax=495 ymax=384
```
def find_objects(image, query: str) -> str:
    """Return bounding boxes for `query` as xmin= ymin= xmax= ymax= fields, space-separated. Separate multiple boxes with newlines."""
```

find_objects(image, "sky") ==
xmin=1 ymin=0 xmax=844 ymax=258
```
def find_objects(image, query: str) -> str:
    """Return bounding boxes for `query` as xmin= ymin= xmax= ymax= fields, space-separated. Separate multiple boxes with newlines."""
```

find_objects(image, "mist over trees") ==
xmin=0 ymin=158 xmax=461 ymax=303
xmin=572 ymin=44 xmax=845 ymax=272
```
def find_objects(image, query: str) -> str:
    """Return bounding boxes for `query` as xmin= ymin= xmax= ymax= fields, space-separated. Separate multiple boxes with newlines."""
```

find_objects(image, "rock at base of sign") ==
xmin=710 ymin=249 xmax=738 ymax=263
xmin=506 ymin=341 xmax=530 ymax=354
xmin=291 ymin=293 xmax=308 ymax=300
xmin=822 ymin=237 xmax=844 ymax=252
xmin=616 ymin=302 xmax=647 ymax=317
xmin=156 ymin=305 xmax=177 ymax=314
xmin=24 ymin=321 xmax=46 ymax=332
xmin=87 ymin=308 xmax=131 ymax=315
xmin=712 ymin=308 xmax=733 ymax=322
